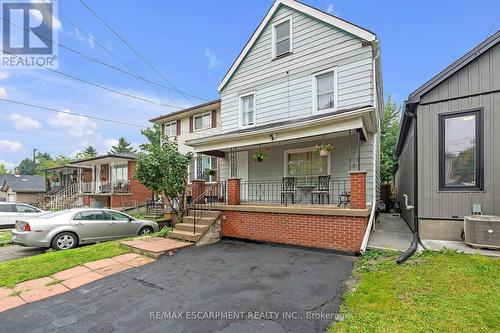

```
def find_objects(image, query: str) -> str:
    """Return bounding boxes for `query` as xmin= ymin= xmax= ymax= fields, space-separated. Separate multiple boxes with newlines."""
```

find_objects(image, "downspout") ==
xmin=360 ymin=40 xmax=380 ymax=254
xmin=396 ymin=105 xmax=421 ymax=264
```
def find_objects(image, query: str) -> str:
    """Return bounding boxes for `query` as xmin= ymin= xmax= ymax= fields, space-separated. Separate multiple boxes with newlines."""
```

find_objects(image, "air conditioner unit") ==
xmin=464 ymin=216 xmax=500 ymax=250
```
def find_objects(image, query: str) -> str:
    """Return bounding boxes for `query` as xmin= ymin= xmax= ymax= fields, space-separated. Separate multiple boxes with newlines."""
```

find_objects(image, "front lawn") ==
xmin=0 ymin=241 xmax=130 ymax=288
xmin=330 ymin=250 xmax=500 ymax=333
xmin=0 ymin=230 xmax=12 ymax=246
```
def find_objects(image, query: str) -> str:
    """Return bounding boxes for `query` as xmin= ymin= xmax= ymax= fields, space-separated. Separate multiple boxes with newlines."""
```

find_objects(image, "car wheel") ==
xmin=51 ymin=232 xmax=78 ymax=250
xmin=138 ymin=226 xmax=154 ymax=236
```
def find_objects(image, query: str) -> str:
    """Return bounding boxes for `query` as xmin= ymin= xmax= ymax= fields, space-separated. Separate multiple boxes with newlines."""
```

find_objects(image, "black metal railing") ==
xmin=187 ymin=181 xmax=227 ymax=234
xmin=239 ymin=178 xmax=350 ymax=207
xmin=146 ymin=199 xmax=165 ymax=218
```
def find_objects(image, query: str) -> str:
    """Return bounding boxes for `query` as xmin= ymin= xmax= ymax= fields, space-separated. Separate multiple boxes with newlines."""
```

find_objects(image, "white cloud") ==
xmin=8 ymin=113 xmax=42 ymax=131
xmin=104 ymin=139 xmax=119 ymax=152
xmin=0 ymin=139 xmax=23 ymax=152
xmin=0 ymin=87 xmax=7 ymax=98
xmin=0 ymin=72 xmax=9 ymax=80
xmin=48 ymin=109 xmax=99 ymax=138
xmin=204 ymin=49 xmax=222 ymax=72
xmin=87 ymin=34 xmax=95 ymax=49
xmin=0 ymin=160 xmax=16 ymax=170
xmin=326 ymin=2 xmax=339 ymax=16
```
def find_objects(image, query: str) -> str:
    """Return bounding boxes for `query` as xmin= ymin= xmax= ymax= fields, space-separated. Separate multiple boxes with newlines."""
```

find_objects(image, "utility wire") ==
xmin=1 ymin=16 xmax=208 ymax=103
xmin=0 ymin=97 xmax=147 ymax=128
xmin=79 ymin=0 xmax=195 ymax=104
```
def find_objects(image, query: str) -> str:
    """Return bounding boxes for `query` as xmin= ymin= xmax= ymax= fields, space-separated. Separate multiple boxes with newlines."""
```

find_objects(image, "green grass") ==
xmin=330 ymin=249 xmax=500 ymax=333
xmin=0 ymin=230 xmax=12 ymax=246
xmin=0 ymin=241 xmax=130 ymax=288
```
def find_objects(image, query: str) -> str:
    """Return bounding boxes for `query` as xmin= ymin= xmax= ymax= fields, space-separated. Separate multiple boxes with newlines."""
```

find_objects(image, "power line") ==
xmin=1 ymin=48 xmax=186 ymax=110
xmin=1 ymin=16 xmax=208 ymax=103
xmin=0 ymin=97 xmax=147 ymax=128
xmin=79 ymin=0 xmax=195 ymax=104
xmin=486 ymin=15 xmax=500 ymax=37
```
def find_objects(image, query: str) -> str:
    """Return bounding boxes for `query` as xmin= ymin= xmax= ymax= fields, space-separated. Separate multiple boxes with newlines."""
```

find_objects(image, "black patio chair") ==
xmin=311 ymin=175 xmax=331 ymax=204
xmin=281 ymin=177 xmax=295 ymax=204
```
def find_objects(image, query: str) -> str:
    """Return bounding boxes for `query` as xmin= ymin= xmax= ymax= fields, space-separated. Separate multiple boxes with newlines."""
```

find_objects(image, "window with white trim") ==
xmin=164 ymin=121 xmax=177 ymax=137
xmin=285 ymin=148 xmax=329 ymax=181
xmin=188 ymin=156 xmax=218 ymax=183
xmin=272 ymin=17 xmax=292 ymax=58
xmin=111 ymin=164 xmax=128 ymax=186
xmin=240 ymin=93 xmax=255 ymax=127
xmin=313 ymin=69 xmax=337 ymax=113
xmin=193 ymin=112 xmax=212 ymax=131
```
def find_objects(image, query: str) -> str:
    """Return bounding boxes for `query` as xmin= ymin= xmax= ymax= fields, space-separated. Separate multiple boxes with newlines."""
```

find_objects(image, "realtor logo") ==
xmin=1 ymin=0 xmax=58 ymax=69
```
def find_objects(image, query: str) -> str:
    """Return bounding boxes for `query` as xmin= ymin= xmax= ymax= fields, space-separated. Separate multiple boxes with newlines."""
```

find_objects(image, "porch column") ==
xmin=227 ymin=178 xmax=241 ymax=205
xmin=196 ymin=153 xmax=203 ymax=179
xmin=349 ymin=171 xmax=367 ymax=209
xmin=191 ymin=179 xmax=206 ymax=203
xmin=230 ymin=148 xmax=237 ymax=178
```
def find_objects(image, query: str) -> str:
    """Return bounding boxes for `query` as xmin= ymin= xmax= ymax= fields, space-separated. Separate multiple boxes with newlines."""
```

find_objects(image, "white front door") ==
xmin=235 ymin=151 xmax=248 ymax=201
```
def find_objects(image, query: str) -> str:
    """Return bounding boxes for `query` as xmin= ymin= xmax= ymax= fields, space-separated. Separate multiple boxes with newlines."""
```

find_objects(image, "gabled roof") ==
xmin=0 ymin=174 xmax=46 ymax=193
xmin=394 ymin=30 xmax=500 ymax=158
xmin=218 ymin=0 xmax=377 ymax=92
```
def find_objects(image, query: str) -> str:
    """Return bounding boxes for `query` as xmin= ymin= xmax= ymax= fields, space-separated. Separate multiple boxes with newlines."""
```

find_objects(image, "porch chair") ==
xmin=281 ymin=177 xmax=295 ymax=204
xmin=311 ymin=175 xmax=331 ymax=204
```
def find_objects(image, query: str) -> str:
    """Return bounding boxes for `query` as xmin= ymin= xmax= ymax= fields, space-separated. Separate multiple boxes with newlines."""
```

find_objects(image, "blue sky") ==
xmin=0 ymin=0 xmax=499 ymax=170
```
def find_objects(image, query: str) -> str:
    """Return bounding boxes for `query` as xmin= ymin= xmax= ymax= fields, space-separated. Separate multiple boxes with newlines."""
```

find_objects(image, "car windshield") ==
xmin=37 ymin=211 xmax=68 ymax=219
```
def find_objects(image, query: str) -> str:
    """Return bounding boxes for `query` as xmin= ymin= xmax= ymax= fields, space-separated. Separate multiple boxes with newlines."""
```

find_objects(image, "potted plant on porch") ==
xmin=252 ymin=150 xmax=269 ymax=162
xmin=314 ymin=143 xmax=332 ymax=157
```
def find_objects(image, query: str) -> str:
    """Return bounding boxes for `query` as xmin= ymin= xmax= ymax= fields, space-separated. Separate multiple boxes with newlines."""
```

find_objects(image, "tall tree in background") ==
xmin=17 ymin=158 xmax=36 ymax=175
xmin=380 ymin=96 xmax=400 ymax=184
xmin=135 ymin=126 xmax=192 ymax=222
xmin=36 ymin=154 xmax=71 ymax=174
xmin=108 ymin=137 xmax=136 ymax=154
xmin=76 ymin=146 xmax=98 ymax=160
xmin=0 ymin=163 xmax=7 ymax=174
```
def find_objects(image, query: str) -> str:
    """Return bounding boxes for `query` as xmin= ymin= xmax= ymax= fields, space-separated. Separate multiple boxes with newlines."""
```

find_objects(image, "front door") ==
xmin=235 ymin=151 xmax=248 ymax=201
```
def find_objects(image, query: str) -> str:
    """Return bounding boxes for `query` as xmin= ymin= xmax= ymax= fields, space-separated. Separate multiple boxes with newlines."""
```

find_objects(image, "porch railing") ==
xmin=187 ymin=181 xmax=227 ymax=234
xmin=239 ymin=178 xmax=350 ymax=206
xmin=81 ymin=181 xmax=131 ymax=194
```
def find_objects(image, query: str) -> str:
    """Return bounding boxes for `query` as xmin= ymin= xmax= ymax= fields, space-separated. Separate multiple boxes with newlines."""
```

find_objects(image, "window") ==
xmin=164 ymin=121 xmax=177 ymax=137
xmin=0 ymin=204 xmax=15 ymax=212
xmin=193 ymin=112 xmax=212 ymax=131
xmin=272 ymin=17 xmax=292 ymax=58
xmin=439 ymin=109 xmax=483 ymax=191
xmin=111 ymin=164 xmax=128 ymax=186
xmin=240 ymin=93 xmax=255 ymax=128
xmin=15 ymin=204 xmax=39 ymax=213
xmin=106 ymin=211 xmax=132 ymax=221
xmin=188 ymin=156 xmax=218 ymax=183
xmin=285 ymin=148 xmax=330 ymax=181
xmin=73 ymin=211 xmax=108 ymax=221
xmin=312 ymin=68 xmax=337 ymax=113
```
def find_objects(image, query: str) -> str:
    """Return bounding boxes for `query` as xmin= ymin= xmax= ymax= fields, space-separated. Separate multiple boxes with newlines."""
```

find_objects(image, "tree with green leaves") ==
xmin=0 ymin=163 xmax=7 ymax=174
xmin=135 ymin=126 xmax=192 ymax=222
xmin=35 ymin=153 xmax=71 ymax=175
xmin=17 ymin=158 xmax=36 ymax=175
xmin=380 ymin=96 xmax=401 ymax=184
xmin=108 ymin=137 xmax=136 ymax=154
xmin=76 ymin=146 xmax=98 ymax=160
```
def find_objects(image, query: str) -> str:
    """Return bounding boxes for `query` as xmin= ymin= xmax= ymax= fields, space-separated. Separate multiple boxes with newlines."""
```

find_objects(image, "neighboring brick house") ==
xmin=150 ymin=100 xmax=222 ymax=202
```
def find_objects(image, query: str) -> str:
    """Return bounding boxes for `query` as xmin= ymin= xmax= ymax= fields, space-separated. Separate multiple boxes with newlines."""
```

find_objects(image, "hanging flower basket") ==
xmin=252 ymin=150 xmax=269 ymax=162
xmin=314 ymin=144 xmax=332 ymax=157
xmin=204 ymin=168 xmax=217 ymax=177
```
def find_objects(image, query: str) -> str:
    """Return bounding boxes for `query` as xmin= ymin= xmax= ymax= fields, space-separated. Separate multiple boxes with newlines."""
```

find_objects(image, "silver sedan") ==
xmin=12 ymin=208 xmax=159 ymax=250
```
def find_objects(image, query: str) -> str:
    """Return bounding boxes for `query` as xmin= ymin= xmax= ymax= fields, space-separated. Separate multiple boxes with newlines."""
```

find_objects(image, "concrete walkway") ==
xmin=120 ymin=237 xmax=192 ymax=258
xmin=421 ymin=239 xmax=500 ymax=257
xmin=368 ymin=213 xmax=413 ymax=251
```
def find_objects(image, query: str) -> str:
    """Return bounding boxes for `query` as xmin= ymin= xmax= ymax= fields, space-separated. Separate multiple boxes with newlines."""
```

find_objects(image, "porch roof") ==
xmin=186 ymin=106 xmax=374 ymax=152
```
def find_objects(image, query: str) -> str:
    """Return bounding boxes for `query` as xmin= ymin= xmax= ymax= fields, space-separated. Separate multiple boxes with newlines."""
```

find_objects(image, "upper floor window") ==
xmin=111 ymin=164 xmax=128 ymax=186
xmin=439 ymin=109 xmax=483 ymax=191
xmin=312 ymin=68 xmax=337 ymax=113
xmin=193 ymin=112 xmax=212 ymax=131
xmin=164 ymin=121 xmax=177 ymax=137
xmin=272 ymin=17 xmax=293 ymax=58
xmin=239 ymin=93 xmax=255 ymax=128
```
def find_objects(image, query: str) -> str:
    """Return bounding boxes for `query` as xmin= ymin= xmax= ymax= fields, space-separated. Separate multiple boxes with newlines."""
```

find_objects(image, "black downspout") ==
xmin=397 ymin=105 xmax=420 ymax=264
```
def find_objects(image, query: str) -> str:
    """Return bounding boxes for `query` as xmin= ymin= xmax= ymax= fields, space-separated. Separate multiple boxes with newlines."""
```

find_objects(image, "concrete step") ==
xmin=169 ymin=230 xmax=203 ymax=242
xmin=182 ymin=216 xmax=217 ymax=225
xmin=174 ymin=222 xmax=210 ymax=233
xmin=187 ymin=210 xmax=221 ymax=218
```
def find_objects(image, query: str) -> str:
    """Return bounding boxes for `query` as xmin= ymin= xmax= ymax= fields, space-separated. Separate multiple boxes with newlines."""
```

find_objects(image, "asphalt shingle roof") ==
xmin=0 ymin=174 xmax=46 ymax=193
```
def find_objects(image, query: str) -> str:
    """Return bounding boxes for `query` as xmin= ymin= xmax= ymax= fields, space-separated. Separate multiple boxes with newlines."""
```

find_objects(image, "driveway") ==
xmin=0 ymin=240 xmax=356 ymax=332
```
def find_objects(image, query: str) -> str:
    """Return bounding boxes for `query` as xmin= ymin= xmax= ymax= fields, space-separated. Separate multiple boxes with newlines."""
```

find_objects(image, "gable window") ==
xmin=272 ymin=17 xmax=292 ymax=58
xmin=164 ymin=121 xmax=177 ymax=137
xmin=439 ymin=109 xmax=483 ymax=191
xmin=193 ymin=112 xmax=212 ymax=131
xmin=312 ymin=68 xmax=337 ymax=113
xmin=240 ymin=93 xmax=255 ymax=128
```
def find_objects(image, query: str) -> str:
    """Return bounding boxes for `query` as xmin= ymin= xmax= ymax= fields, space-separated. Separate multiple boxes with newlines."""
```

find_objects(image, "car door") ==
xmin=104 ymin=211 xmax=138 ymax=238
xmin=72 ymin=210 xmax=114 ymax=242
xmin=0 ymin=204 xmax=18 ymax=226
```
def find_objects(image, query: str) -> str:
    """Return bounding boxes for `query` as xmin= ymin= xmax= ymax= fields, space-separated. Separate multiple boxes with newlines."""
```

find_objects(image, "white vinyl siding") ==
xmin=220 ymin=5 xmax=373 ymax=132
xmin=193 ymin=112 xmax=212 ymax=131
xmin=164 ymin=121 xmax=176 ymax=137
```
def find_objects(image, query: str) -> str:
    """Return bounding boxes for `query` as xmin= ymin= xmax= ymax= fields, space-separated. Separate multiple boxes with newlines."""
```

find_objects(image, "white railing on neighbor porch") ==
xmin=81 ymin=181 xmax=131 ymax=194
xmin=43 ymin=182 xmax=81 ymax=211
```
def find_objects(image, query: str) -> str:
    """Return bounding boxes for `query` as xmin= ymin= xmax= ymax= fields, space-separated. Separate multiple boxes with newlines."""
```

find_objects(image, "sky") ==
xmin=0 ymin=0 xmax=499 ymax=170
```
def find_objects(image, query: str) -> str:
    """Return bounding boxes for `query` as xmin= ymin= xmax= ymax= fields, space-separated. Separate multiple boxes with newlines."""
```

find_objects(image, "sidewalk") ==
xmin=368 ymin=213 xmax=413 ymax=251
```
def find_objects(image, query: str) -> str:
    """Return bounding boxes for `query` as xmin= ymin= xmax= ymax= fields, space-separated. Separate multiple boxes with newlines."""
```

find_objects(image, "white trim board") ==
xmin=217 ymin=0 xmax=376 ymax=92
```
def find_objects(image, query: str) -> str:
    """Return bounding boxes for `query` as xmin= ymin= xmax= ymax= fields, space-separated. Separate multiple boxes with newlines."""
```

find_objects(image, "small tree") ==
xmin=109 ymin=137 xmax=136 ymax=154
xmin=135 ymin=126 xmax=192 ymax=222
xmin=0 ymin=163 xmax=7 ymax=174
xmin=380 ymin=96 xmax=401 ymax=184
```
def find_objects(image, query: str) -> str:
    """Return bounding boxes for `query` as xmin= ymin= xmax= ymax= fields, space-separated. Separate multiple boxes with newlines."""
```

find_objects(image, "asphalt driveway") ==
xmin=0 ymin=240 xmax=356 ymax=332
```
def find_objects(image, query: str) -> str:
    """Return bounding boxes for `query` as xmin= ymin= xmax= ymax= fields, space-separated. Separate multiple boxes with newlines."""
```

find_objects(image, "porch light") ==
xmin=269 ymin=133 xmax=277 ymax=141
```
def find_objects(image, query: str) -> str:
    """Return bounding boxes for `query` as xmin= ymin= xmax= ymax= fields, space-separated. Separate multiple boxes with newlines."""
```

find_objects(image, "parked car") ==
xmin=12 ymin=208 xmax=159 ymax=250
xmin=0 ymin=202 xmax=47 ymax=228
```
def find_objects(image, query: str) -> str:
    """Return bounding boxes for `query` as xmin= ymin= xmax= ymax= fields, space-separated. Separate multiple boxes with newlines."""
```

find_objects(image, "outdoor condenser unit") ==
xmin=464 ymin=216 xmax=500 ymax=250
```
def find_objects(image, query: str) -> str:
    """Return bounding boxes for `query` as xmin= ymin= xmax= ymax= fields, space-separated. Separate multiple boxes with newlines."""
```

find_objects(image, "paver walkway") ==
xmin=0 ymin=253 xmax=154 ymax=313
xmin=120 ymin=237 xmax=192 ymax=258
